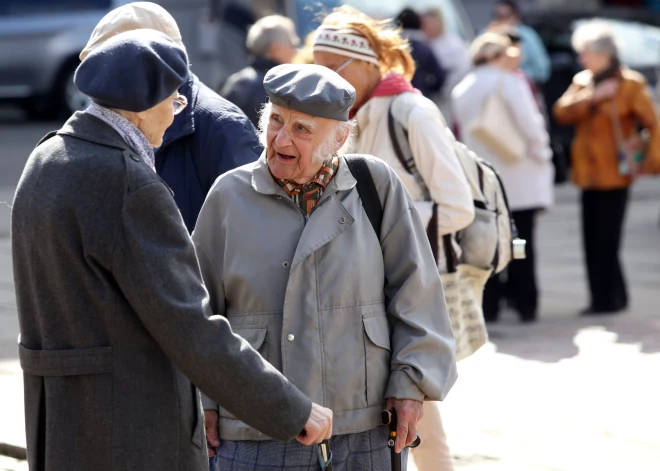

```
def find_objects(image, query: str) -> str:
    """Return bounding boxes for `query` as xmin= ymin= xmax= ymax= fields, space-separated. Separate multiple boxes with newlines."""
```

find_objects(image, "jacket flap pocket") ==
xmin=19 ymin=344 xmax=113 ymax=377
xmin=233 ymin=328 xmax=267 ymax=349
xmin=363 ymin=317 xmax=391 ymax=351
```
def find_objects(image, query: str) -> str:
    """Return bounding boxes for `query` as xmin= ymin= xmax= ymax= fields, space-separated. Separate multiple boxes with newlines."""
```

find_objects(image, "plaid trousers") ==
xmin=209 ymin=426 xmax=407 ymax=471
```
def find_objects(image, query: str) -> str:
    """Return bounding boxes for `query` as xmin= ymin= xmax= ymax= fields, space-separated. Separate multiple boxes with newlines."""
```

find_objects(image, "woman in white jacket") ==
xmin=313 ymin=6 xmax=474 ymax=471
xmin=452 ymin=32 xmax=553 ymax=323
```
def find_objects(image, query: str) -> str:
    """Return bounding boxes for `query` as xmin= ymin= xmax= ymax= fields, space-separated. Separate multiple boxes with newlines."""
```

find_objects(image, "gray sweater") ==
xmin=11 ymin=112 xmax=311 ymax=471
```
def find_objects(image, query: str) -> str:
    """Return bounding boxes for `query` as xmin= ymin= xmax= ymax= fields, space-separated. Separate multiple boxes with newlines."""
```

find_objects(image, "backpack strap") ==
xmin=345 ymin=156 xmax=383 ymax=240
xmin=387 ymin=98 xmax=432 ymax=201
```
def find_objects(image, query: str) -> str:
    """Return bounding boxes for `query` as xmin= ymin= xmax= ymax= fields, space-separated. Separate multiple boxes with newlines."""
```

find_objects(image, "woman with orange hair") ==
xmin=313 ymin=6 xmax=474 ymax=471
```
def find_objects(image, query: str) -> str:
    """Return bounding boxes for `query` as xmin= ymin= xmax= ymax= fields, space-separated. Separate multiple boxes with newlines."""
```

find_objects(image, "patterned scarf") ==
xmin=275 ymin=156 xmax=339 ymax=216
xmin=85 ymin=102 xmax=156 ymax=172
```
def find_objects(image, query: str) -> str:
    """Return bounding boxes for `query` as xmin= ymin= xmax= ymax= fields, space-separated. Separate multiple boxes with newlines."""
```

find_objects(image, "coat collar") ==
xmin=57 ymin=111 xmax=132 ymax=151
xmin=251 ymin=153 xmax=357 ymax=196
xmin=160 ymin=73 xmax=198 ymax=148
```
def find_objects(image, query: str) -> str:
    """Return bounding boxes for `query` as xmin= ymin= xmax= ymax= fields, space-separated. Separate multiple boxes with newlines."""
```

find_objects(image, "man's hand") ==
xmin=296 ymin=402 xmax=333 ymax=446
xmin=386 ymin=398 xmax=424 ymax=453
xmin=204 ymin=410 xmax=221 ymax=457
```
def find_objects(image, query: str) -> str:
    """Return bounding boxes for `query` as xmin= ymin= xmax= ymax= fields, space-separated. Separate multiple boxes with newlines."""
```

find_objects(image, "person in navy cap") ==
xmin=81 ymin=2 xmax=263 ymax=233
xmin=11 ymin=29 xmax=332 ymax=471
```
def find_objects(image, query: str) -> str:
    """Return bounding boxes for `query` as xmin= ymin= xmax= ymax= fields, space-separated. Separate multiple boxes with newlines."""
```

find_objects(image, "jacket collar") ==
xmin=57 ymin=111 xmax=132 ymax=151
xmin=161 ymin=73 xmax=198 ymax=148
xmin=250 ymin=56 xmax=281 ymax=73
xmin=252 ymin=153 xmax=357 ymax=196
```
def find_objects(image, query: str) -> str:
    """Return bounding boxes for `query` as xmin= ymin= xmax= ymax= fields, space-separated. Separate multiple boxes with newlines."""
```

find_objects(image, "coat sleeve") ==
xmin=553 ymin=81 xmax=595 ymax=125
xmin=112 ymin=181 xmax=311 ymax=441
xmin=376 ymin=165 xmax=458 ymax=401
xmin=408 ymin=107 xmax=475 ymax=235
xmin=504 ymin=74 xmax=552 ymax=162
xmin=630 ymin=81 xmax=660 ymax=174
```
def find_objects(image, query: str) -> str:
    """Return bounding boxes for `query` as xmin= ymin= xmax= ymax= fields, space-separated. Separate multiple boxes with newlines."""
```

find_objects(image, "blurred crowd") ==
xmin=11 ymin=1 xmax=660 ymax=471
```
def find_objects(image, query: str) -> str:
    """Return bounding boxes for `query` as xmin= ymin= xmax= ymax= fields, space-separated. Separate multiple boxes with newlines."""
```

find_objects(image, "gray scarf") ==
xmin=85 ymin=102 xmax=156 ymax=172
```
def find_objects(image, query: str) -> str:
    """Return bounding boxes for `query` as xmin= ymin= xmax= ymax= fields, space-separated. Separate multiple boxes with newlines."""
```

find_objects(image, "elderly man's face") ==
xmin=266 ymin=105 xmax=338 ymax=184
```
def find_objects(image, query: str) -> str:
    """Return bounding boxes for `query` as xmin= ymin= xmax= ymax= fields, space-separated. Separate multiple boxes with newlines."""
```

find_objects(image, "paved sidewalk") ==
xmin=0 ymin=179 xmax=659 ymax=470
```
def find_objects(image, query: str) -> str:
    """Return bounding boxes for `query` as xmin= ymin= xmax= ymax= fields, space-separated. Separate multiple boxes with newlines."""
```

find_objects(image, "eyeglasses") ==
xmin=172 ymin=94 xmax=188 ymax=115
xmin=332 ymin=58 xmax=354 ymax=73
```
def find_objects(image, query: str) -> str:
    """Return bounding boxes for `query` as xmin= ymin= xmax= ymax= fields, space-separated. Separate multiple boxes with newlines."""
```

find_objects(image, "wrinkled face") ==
xmin=265 ymin=105 xmax=338 ymax=183
xmin=579 ymin=46 xmax=611 ymax=74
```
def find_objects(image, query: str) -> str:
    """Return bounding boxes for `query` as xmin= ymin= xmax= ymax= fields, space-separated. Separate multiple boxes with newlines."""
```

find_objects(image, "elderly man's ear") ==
xmin=334 ymin=125 xmax=351 ymax=152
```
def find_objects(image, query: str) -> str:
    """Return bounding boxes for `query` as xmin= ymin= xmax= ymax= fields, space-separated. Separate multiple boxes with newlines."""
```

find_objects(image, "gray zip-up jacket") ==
xmin=193 ymin=154 xmax=457 ymax=440
xmin=11 ymin=112 xmax=312 ymax=471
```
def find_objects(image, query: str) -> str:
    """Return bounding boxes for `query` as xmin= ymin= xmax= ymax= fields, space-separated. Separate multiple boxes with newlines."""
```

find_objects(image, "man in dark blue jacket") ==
xmin=157 ymin=74 xmax=260 ymax=231
xmin=80 ymin=2 xmax=261 ymax=232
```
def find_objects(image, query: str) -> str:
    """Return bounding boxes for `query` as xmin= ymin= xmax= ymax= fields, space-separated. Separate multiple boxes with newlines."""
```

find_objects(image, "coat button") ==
xmin=287 ymin=334 xmax=295 ymax=342
xmin=283 ymin=261 xmax=290 ymax=268
xmin=339 ymin=217 xmax=347 ymax=224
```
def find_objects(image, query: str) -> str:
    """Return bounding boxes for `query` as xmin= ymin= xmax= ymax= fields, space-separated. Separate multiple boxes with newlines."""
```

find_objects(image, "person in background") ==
xmin=491 ymin=26 xmax=545 ymax=114
xmin=421 ymin=7 xmax=471 ymax=123
xmin=395 ymin=8 xmax=446 ymax=99
xmin=553 ymin=21 xmax=660 ymax=315
xmin=452 ymin=33 xmax=554 ymax=323
xmin=221 ymin=15 xmax=300 ymax=126
xmin=195 ymin=63 xmax=457 ymax=471
xmin=80 ymin=2 xmax=261 ymax=233
xmin=12 ymin=29 xmax=331 ymax=471
xmin=491 ymin=0 xmax=550 ymax=85
xmin=314 ymin=6 xmax=474 ymax=471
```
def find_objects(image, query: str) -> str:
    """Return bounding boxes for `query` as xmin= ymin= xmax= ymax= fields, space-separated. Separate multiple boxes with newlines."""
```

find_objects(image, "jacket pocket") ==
xmin=19 ymin=343 xmax=113 ymax=376
xmin=362 ymin=316 xmax=391 ymax=406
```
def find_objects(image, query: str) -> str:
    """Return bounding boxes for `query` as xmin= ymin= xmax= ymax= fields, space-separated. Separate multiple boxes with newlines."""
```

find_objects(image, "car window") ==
xmin=0 ymin=0 xmax=112 ymax=16
xmin=573 ymin=18 xmax=660 ymax=69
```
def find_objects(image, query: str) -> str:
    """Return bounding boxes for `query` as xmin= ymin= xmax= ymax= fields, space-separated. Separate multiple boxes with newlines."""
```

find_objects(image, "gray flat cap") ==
xmin=263 ymin=64 xmax=356 ymax=121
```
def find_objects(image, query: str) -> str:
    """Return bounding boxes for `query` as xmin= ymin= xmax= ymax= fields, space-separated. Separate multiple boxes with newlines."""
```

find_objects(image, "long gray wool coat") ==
xmin=11 ymin=112 xmax=312 ymax=471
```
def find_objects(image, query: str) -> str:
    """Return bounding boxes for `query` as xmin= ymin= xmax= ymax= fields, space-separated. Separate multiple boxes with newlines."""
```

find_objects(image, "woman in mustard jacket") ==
xmin=554 ymin=21 xmax=660 ymax=314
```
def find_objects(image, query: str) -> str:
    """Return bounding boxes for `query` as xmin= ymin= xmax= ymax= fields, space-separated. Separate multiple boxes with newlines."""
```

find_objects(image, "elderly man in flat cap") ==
xmin=12 ymin=31 xmax=332 ymax=471
xmin=80 ymin=2 xmax=262 ymax=233
xmin=193 ymin=63 xmax=457 ymax=470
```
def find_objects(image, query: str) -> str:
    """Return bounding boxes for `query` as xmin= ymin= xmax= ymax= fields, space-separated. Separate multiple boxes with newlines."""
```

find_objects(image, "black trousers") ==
xmin=581 ymin=188 xmax=629 ymax=311
xmin=483 ymin=209 xmax=538 ymax=322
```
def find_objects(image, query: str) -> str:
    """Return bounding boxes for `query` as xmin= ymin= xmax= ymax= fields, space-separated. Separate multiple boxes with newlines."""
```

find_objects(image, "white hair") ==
xmin=246 ymin=15 xmax=297 ymax=57
xmin=572 ymin=20 xmax=619 ymax=58
xmin=257 ymin=102 xmax=355 ymax=164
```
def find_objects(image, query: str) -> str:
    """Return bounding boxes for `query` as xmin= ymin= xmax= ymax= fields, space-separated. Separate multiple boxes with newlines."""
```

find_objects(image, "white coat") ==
xmin=451 ymin=65 xmax=554 ymax=211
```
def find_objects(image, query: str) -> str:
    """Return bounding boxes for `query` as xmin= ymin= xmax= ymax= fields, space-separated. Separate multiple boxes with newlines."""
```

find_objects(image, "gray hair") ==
xmin=246 ymin=15 xmax=297 ymax=57
xmin=258 ymin=102 xmax=355 ymax=164
xmin=572 ymin=20 xmax=619 ymax=58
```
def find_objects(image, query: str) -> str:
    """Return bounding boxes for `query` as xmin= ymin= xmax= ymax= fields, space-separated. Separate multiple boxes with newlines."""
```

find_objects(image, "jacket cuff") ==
xmin=201 ymin=393 xmax=218 ymax=411
xmin=384 ymin=370 xmax=426 ymax=402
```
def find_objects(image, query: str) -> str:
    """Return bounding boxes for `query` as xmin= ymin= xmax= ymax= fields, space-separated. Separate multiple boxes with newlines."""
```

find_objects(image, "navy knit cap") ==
xmin=74 ymin=28 xmax=188 ymax=112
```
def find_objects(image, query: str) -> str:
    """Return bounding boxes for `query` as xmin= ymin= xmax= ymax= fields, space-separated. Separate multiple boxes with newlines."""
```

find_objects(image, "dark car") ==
xmin=525 ymin=8 xmax=660 ymax=180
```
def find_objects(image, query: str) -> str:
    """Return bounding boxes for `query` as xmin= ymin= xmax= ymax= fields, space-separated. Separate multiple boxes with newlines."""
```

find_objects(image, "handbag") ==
xmin=440 ymin=265 xmax=490 ymax=361
xmin=469 ymin=74 xmax=526 ymax=164
xmin=610 ymin=101 xmax=648 ymax=177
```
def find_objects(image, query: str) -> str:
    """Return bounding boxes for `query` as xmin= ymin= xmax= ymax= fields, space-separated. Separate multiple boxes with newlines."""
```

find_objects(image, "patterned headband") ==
xmin=312 ymin=27 xmax=380 ymax=67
